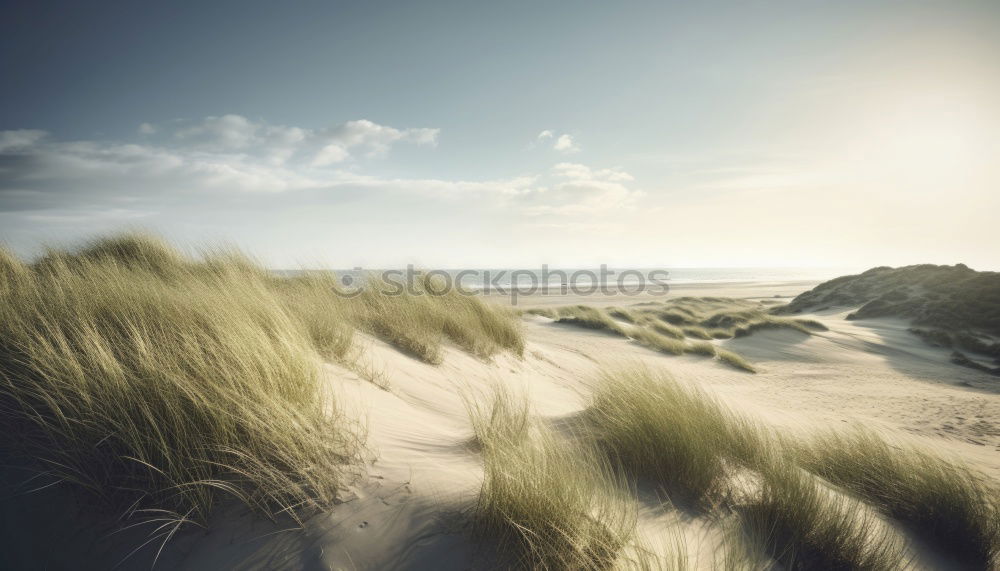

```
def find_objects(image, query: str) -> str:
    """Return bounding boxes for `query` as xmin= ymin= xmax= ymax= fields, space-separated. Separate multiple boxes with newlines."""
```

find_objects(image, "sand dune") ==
xmin=146 ymin=294 xmax=999 ymax=568
xmin=2 ymin=272 xmax=997 ymax=569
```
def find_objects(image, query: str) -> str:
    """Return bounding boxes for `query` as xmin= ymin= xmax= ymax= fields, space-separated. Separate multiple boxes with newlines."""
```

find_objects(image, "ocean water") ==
xmin=277 ymin=266 xmax=858 ymax=291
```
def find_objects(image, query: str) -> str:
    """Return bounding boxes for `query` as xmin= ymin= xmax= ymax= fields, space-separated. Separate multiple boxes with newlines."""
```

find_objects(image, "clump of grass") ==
xmin=273 ymin=271 xmax=355 ymax=360
xmin=526 ymin=308 xmax=557 ymax=319
xmin=649 ymin=320 xmax=686 ymax=339
xmin=0 ymin=232 xmax=527 ymax=547
xmin=583 ymin=367 xmax=750 ymax=506
xmin=686 ymin=340 xmax=717 ymax=357
xmin=550 ymin=305 xmax=628 ymax=335
xmin=794 ymin=428 xmax=1000 ymax=568
xmin=629 ymin=327 xmax=687 ymax=356
xmin=469 ymin=386 xmax=636 ymax=569
xmin=539 ymin=301 xmax=778 ymax=372
xmin=736 ymin=464 xmax=905 ymax=570
xmin=682 ymin=327 xmax=713 ymax=340
xmin=716 ymin=348 xmax=757 ymax=373
xmin=351 ymin=275 xmax=524 ymax=364
xmin=0 ymin=236 xmax=364 ymax=530
xmin=608 ymin=308 xmax=637 ymax=323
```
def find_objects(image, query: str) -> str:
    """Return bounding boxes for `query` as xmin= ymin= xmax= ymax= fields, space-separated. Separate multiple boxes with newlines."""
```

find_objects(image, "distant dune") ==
xmin=776 ymin=264 xmax=1000 ymax=374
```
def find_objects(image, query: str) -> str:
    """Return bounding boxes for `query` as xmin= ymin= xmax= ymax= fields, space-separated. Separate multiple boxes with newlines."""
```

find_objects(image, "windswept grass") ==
xmin=466 ymin=365 xmax=996 ymax=569
xmin=640 ymin=298 xmax=827 ymax=340
xmin=628 ymin=327 xmax=687 ymax=356
xmin=537 ymin=304 xmax=759 ymax=372
xmin=794 ymin=428 xmax=1000 ymax=568
xmin=0 ymin=233 xmax=526 ymax=542
xmin=716 ymin=348 xmax=757 ymax=373
xmin=583 ymin=367 xmax=764 ymax=507
xmin=0 ymin=241 xmax=363 ymax=530
xmin=736 ymin=464 xmax=906 ymax=571
xmin=352 ymin=275 xmax=524 ymax=364
xmin=549 ymin=305 xmax=629 ymax=335
xmin=468 ymin=386 xmax=637 ymax=569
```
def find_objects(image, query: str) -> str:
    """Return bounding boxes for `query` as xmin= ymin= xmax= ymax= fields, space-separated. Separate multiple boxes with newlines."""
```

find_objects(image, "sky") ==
xmin=1 ymin=0 xmax=998 ymax=269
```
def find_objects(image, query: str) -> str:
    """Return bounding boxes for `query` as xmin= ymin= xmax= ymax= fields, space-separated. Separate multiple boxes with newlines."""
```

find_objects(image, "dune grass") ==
xmin=735 ymin=464 xmax=906 ymax=571
xmin=583 ymin=367 xmax=766 ymax=507
xmin=579 ymin=366 xmax=1000 ymax=569
xmin=536 ymin=304 xmax=760 ymax=372
xmin=350 ymin=274 xmax=524 ymax=364
xmin=639 ymin=297 xmax=827 ymax=340
xmin=793 ymin=428 xmax=1000 ymax=568
xmin=548 ymin=305 xmax=629 ymax=335
xmin=463 ymin=364 xmax=996 ymax=569
xmin=0 ymin=233 xmax=526 ymax=541
xmin=716 ymin=348 xmax=757 ymax=373
xmin=468 ymin=386 xmax=637 ymax=570
xmin=0 ymin=242 xmax=362 ymax=530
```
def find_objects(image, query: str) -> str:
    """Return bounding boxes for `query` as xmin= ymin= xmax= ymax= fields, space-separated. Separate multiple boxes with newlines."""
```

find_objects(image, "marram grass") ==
xmin=793 ymin=427 xmax=1000 ymax=568
xmin=467 ymin=385 xmax=638 ymax=570
xmin=0 ymin=233 xmax=525 ymax=538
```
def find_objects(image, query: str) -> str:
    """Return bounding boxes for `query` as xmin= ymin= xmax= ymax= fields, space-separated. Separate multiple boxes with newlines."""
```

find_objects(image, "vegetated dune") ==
xmin=1 ymin=237 xmax=998 ymax=570
xmin=774 ymin=264 xmax=1000 ymax=375
xmin=527 ymin=298 xmax=827 ymax=373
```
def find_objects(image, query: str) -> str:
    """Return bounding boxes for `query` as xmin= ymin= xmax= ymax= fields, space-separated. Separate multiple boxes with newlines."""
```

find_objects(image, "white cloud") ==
xmin=553 ymin=134 xmax=579 ymax=153
xmin=519 ymin=163 xmax=643 ymax=216
xmin=0 ymin=120 xmax=640 ymax=219
xmin=137 ymin=122 xmax=156 ymax=135
xmin=0 ymin=129 xmax=48 ymax=152
xmin=553 ymin=162 xmax=634 ymax=182
xmin=534 ymin=130 xmax=580 ymax=153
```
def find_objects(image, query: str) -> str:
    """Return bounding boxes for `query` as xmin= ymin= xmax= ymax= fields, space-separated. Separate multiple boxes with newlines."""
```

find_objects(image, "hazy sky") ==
xmin=2 ymin=0 xmax=998 ymax=269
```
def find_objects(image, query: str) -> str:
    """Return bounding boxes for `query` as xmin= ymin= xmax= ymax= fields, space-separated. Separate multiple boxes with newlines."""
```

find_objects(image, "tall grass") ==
xmin=0 ymin=233 xmax=525 ymax=537
xmin=352 ymin=275 xmax=524 ymax=364
xmin=794 ymin=428 xmax=1000 ymax=568
xmin=468 ymin=386 xmax=637 ymax=569
xmin=582 ymin=367 xmax=911 ymax=569
xmin=735 ymin=464 xmax=905 ymax=570
xmin=0 ymin=245 xmax=361 ymax=528
xmin=536 ymin=305 xmax=759 ymax=372
xmin=583 ymin=367 xmax=763 ymax=507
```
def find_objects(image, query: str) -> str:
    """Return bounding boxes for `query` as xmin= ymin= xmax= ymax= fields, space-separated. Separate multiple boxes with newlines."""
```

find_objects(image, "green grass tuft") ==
xmin=794 ymin=428 xmax=1000 ymax=568
xmin=469 ymin=386 xmax=637 ymax=569
xmin=716 ymin=348 xmax=757 ymax=373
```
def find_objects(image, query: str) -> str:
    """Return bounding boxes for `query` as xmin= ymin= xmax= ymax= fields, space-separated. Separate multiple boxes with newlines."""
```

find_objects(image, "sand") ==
xmin=4 ymin=279 xmax=998 ymax=569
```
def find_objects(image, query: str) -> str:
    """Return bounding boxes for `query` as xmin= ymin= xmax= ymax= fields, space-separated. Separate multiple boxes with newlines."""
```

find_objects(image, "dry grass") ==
xmin=537 ymin=304 xmax=760 ymax=372
xmin=583 ymin=367 xmax=764 ymax=507
xmin=0 ymin=233 xmax=526 ymax=543
xmin=735 ymin=464 xmax=906 ymax=570
xmin=0 ymin=238 xmax=363 ymax=532
xmin=794 ymin=428 xmax=1000 ymax=568
xmin=549 ymin=305 xmax=629 ymax=335
xmin=716 ymin=348 xmax=758 ymax=373
xmin=350 ymin=274 xmax=524 ymax=364
xmin=468 ymin=385 xmax=638 ymax=569
xmin=464 ymin=365 xmax=995 ymax=569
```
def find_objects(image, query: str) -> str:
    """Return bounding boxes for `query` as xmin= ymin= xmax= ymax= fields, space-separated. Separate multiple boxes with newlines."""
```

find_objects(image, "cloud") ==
xmin=520 ymin=163 xmax=643 ymax=216
xmin=553 ymin=134 xmax=579 ymax=153
xmin=552 ymin=162 xmax=634 ymax=182
xmin=534 ymin=130 xmax=580 ymax=153
xmin=0 ymin=129 xmax=48 ymax=152
xmin=140 ymin=114 xmax=439 ymax=165
xmin=0 ymin=119 xmax=640 ymax=220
